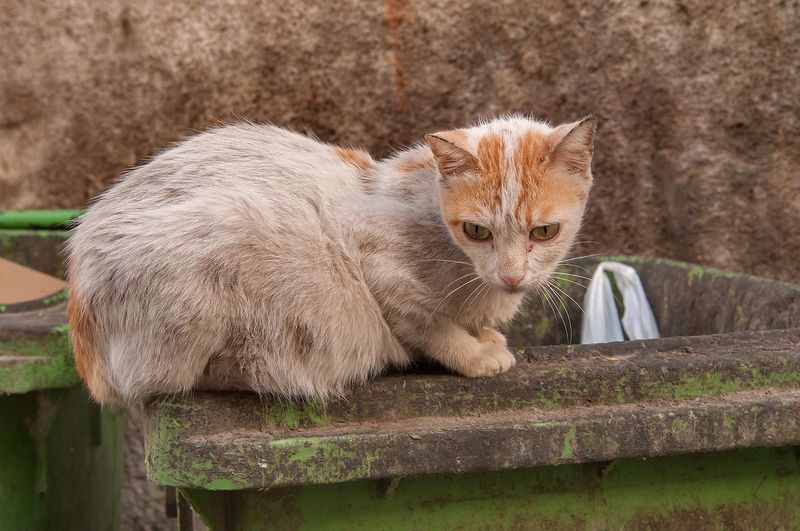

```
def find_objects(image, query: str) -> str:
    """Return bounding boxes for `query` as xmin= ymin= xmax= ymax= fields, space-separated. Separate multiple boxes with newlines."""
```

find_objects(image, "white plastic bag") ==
xmin=580 ymin=262 xmax=660 ymax=344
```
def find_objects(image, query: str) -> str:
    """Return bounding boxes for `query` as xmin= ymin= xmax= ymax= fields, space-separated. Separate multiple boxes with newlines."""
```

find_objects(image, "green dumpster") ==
xmin=0 ymin=223 xmax=124 ymax=531
xmin=143 ymin=256 xmax=800 ymax=529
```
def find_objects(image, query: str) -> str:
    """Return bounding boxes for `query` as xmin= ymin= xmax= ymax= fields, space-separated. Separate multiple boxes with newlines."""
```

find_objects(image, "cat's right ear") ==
xmin=425 ymin=131 xmax=479 ymax=185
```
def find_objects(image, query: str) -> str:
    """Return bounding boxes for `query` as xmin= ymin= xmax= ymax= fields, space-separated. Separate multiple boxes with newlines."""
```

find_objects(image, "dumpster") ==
xmin=0 ymin=219 xmax=124 ymax=531
xmin=144 ymin=255 xmax=800 ymax=529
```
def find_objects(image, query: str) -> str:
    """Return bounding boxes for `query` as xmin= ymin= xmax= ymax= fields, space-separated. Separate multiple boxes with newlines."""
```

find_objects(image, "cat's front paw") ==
xmin=460 ymin=342 xmax=516 ymax=377
xmin=478 ymin=327 xmax=507 ymax=346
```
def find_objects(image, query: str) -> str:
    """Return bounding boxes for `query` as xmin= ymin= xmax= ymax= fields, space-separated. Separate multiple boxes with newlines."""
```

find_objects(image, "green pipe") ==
xmin=0 ymin=210 xmax=83 ymax=230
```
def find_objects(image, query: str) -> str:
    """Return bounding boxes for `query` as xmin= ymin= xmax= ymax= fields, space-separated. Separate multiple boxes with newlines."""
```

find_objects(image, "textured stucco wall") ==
xmin=2 ymin=0 xmax=798 ymax=528
xmin=2 ymin=0 xmax=798 ymax=281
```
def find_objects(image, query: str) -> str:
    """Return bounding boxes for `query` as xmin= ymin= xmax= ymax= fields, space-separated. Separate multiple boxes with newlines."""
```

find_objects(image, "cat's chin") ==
xmin=497 ymin=285 xmax=528 ymax=296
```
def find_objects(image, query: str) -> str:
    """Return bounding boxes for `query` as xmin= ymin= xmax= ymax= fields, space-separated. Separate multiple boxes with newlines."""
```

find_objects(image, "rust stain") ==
xmin=384 ymin=0 xmax=409 ymax=114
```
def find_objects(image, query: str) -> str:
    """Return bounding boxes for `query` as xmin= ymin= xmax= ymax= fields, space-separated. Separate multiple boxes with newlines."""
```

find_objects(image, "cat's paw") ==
xmin=460 ymin=342 xmax=516 ymax=377
xmin=478 ymin=327 xmax=507 ymax=346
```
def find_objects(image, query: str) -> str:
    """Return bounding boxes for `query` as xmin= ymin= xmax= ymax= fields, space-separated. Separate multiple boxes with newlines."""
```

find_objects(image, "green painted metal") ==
xmin=141 ymin=255 xmax=800 ymax=529
xmin=0 ymin=322 xmax=80 ymax=394
xmin=145 ymin=352 xmax=800 ymax=491
xmin=0 ymin=227 xmax=123 ymax=530
xmin=0 ymin=387 xmax=124 ymax=530
xmin=0 ymin=210 xmax=82 ymax=230
xmin=181 ymin=447 xmax=800 ymax=530
xmin=0 ymin=229 xmax=78 ymax=393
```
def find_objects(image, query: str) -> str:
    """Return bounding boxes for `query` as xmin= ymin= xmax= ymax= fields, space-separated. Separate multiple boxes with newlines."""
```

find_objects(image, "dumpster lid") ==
xmin=0 ymin=305 xmax=79 ymax=394
xmin=144 ymin=328 xmax=800 ymax=490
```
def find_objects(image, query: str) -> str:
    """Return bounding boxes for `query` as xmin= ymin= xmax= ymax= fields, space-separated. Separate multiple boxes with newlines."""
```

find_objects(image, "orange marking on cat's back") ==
xmin=334 ymin=148 xmax=375 ymax=171
xmin=398 ymin=155 xmax=436 ymax=173
xmin=67 ymin=289 xmax=101 ymax=394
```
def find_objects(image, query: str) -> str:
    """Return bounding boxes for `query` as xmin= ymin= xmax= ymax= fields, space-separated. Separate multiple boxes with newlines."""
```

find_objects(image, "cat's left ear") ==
xmin=549 ymin=116 xmax=597 ymax=180
xmin=425 ymin=130 xmax=479 ymax=185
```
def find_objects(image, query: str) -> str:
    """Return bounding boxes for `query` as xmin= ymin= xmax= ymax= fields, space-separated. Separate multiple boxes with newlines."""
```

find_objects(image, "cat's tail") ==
xmin=66 ymin=288 xmax=121 ymax=404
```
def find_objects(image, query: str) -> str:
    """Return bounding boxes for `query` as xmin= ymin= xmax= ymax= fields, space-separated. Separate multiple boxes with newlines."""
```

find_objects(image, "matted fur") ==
xmin=66 ymin=115 xmax=596 ymax=404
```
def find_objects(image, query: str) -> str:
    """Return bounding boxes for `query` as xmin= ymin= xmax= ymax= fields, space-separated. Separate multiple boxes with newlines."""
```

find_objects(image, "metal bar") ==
xmin=144 ymin=328 xmax=800 ymax=490
xmin=0 ymin=210 xmax=82 ymax=230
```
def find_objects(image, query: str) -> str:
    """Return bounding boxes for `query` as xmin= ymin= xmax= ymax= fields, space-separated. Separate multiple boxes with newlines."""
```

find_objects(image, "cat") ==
xmin=66 ymin=115 xmax=596 ymax=405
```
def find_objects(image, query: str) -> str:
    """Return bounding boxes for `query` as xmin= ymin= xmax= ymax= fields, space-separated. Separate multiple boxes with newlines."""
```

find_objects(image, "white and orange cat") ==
xmin=66 ymin=115 xmax=596 ymax=404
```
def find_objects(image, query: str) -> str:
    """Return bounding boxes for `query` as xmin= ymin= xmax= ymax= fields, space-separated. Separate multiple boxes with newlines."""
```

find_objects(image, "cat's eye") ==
xmin=463 ymin=222 xmax=492 ymax=241
xmin=530 ymin=223 xmax=560 ymax=241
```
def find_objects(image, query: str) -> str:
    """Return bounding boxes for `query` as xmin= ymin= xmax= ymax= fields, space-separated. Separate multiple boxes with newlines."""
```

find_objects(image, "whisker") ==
xmin=553 ymin=277 xmax=589 ymax=290
xmin=546 ymin=280 xmax=574 ymax=343
xmin=442 ymin=272 xmax=480 ymax=291
xmin=528 ymin=291 xmax=545 ymax=313
xmin=458 ymin=281 xmax=485 ymax=318
xmin=459 ymin=283 xmax=488 ymax=320
xmin=548 ymin=281 xmax=573 ymax=339
xmin=424 ymin=276 xmax=482 ymax=333
xmin=554 ymin=271 xmax=592 ymax=281
xmin=541 ymin=282 xmax=569 ymax=343
xmin=561 ymin=253 xmax=603 ymax=263
xmin=474 ymin=284 xmax=490 ymax=312
xmin=548 ymin=280 xmax=585 ymax=315
xmin=533 ymin=286 xmax=559 ymax=341
xmin=557 ymin=263 xmax=592 ymax=273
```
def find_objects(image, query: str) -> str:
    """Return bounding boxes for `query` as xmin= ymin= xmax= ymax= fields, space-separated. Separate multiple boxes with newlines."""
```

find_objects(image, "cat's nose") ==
xmin=500 ymin=272 xmax=524 ymax=287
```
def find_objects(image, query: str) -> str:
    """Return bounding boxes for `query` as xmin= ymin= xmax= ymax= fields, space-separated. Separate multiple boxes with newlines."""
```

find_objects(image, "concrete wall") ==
xmin=3 ymin=0 xmax=798 ymax=528
xmin=2 ymin=0 xmax=798 ymax=280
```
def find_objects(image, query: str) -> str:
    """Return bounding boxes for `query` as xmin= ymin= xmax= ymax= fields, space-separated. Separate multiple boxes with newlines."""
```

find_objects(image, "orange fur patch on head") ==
xmin=334 ymin=147 xmax=374 ymax=171
xmin=398 ymin=155 xmax=436 ymax=173
xmin=513 ymin=125 xmax=594 ymax=222
xmin=513 ymin=129 xmax=552 ymax=183
xmin=537 ymin=179 xmax=586 ymax=219
xmin=440 ymin=123 xmax=591 ymax=229
xmin=66 ymin=289 xmax=100 ymax=393
xmin=476 ymin=132 xmax=507 ymax=193
xmin=513 ymin=129 xmax=553 ymax=221
xmin=439 ymin=132 xmax=508 ymax=227
xmin=441 ymin=131 xmax=506 ymax=210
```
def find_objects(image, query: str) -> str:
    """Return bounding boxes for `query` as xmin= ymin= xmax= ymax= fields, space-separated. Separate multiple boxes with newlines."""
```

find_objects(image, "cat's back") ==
xmin=107 ymin=123 xmax=360 ymax=204
xmin=68 ymin=123 xmax=375 ymax=295
xmin=65 ymin=123 xmax=406 ymax=405
xmin=72 ymin=123 xmax=371 ymax=251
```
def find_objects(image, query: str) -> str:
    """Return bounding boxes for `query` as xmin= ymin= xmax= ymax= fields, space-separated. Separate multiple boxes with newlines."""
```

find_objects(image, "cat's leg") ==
xmin=396 ymin=317 xmax=516 ymax=377
xmin=477 ymin=327 xmax=507 ymax=346
xmin=231 ymin=231 xmax=411 ymax=398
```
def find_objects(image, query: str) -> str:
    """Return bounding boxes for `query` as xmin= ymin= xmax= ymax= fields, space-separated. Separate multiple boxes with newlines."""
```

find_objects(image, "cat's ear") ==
xmin=549 ymin=116 xmax=597 ymax=179
xmin=425 ymin=130 xmax=479 ymax=184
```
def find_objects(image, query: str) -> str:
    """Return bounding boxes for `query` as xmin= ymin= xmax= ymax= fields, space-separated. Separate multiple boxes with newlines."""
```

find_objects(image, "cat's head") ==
xmin=425 ymin=115 xmax=596 ymax=294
